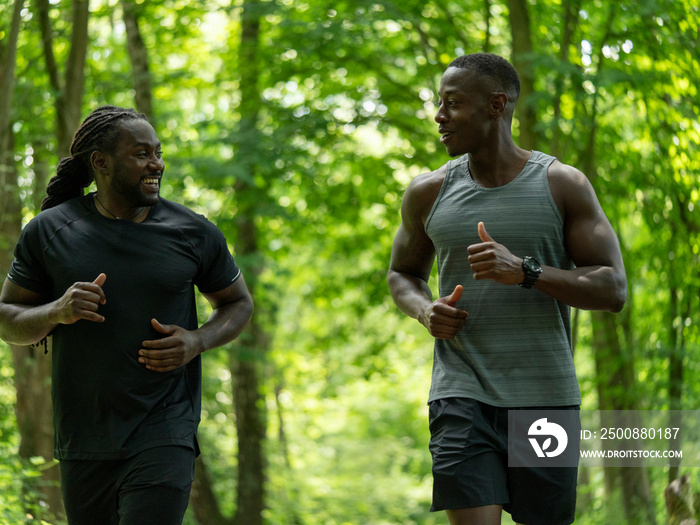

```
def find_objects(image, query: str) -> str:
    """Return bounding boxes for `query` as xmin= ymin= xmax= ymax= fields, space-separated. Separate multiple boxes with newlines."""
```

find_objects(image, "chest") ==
xmin=43 ymin=221 xmax=200 ymax=301
xmin=426 ymin=170 xmax=567 ymax=263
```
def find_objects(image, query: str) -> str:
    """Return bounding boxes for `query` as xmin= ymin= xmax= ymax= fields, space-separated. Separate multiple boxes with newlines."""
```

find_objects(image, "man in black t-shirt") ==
xmin=0 ymin=106 xmax=254 ymax=524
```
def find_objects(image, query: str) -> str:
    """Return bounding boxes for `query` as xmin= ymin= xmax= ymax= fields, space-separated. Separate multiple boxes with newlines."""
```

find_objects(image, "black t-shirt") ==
xmin=8 ymin=194 xmax=241 ymax=460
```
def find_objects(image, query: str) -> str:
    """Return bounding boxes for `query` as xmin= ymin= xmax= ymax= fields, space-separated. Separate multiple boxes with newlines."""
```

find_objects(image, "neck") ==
xmin=467 ymin=140 xmax=531 ymax=188
xmin=94 ymin=193 xmax=148 ymax=222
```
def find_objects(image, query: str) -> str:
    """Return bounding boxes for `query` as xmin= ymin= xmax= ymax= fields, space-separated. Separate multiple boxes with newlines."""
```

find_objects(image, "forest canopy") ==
xmin=0 ymin=0 xmax=698 ymax=524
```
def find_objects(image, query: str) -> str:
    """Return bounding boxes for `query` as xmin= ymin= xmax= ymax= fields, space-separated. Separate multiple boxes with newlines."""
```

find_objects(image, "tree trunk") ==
xmin=120 ymin=0 xmax=154 ymax=120
xmin=231 ymin=342 xmax=266 ymax=525
xmin=56 ymin=0 xmax=90 ymax=156
xmin=592 ymin=311 xmax=656 ymax=524
xmin=483 ymin=0 xmax=492 ymax=52
xmin=0 ymin=0 xmax=23 ymax=232
xmin=668 ymin=276 xmax=683 ymax=483
xmin=1 ymin=1 xmax=64 ymax=521
xmin=230 ymin=3 xmax=267 ymax=524
xmin=190 ymin=455 xmax=232 ymax=525
xmin=11 ymin=342 xmax=60 ymax=518
xmin=507 ymin=0 xmax=537 ymax=150
xmin=36 ymin=0 xmax=89 ymax=155
xmin=667 ymin=215 xmax=692 ymax=483
xmin=7 ymin=0 xmax=90 ymax=519
xmin=551 ymin=0 xmax=580 ymax=159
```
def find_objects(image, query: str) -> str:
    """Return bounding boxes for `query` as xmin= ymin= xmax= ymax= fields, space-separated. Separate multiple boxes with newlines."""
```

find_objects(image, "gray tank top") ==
xmin=424 ymin=151 xmax=580 ymax=407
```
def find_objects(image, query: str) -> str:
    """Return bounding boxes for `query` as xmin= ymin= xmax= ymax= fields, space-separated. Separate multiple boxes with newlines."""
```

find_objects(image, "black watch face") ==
xmin=524 ymin=258 xmax=540 ymax=272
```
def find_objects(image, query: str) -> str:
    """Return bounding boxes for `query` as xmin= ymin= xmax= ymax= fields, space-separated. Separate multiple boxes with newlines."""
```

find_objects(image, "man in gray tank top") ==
xmin=388 ymin=53 xmax=627 ymax=525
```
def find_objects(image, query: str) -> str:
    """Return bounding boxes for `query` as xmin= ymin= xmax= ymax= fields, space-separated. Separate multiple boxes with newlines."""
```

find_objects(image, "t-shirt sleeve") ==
xmin=194 ymin=221 xmax=241 ymax=294
xmin=7 ymin=218 xmax=52 ymax=295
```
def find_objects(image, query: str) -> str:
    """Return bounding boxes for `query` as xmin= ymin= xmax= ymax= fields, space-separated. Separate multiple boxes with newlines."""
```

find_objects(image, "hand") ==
xmin=418 ymin=285 xmax=468 ymax=340
xmin=139 ymin=318 xmax=204 ymax=373
xmin=467 ymin=222 xmax=524 ymax=285
xmin=54 ymin=273 xmax=107 ymax=325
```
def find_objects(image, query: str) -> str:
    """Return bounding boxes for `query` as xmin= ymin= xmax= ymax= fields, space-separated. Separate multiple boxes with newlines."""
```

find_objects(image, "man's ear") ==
xmin=489 ymin=92 xmax=508 ymax=119
xmin=90 ymin=151 xmax=109 ymax=176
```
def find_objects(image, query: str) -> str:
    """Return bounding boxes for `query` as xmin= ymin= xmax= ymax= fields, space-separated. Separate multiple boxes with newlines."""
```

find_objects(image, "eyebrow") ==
xmin=131 ymin=141 xmax=162 ymax=149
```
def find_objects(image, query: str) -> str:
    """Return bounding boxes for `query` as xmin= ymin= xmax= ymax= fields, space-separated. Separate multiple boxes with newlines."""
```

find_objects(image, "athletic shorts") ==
xmin=428 ymin=397 xmax=579 ymax=525
xmin=60 ymin=445 xmax=196 ymax=525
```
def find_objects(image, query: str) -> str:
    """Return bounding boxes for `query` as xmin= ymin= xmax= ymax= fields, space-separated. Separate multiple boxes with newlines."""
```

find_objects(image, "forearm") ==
xmin=0 ymin=302 xmax=60 ymax=346
xmin=387 ymin=269 xmax=434 ymax=320
xmin=535 ymin=264 xmax=627 ymax=312
xmin=194 ymin=296 xmax=254 ymax=353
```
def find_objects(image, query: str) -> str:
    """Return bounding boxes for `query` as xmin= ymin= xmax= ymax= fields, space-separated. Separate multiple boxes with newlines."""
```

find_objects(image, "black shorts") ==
xmin=428 ymin=397 xmax=578 ymax=525
xmin=60 ymin=445 xmax=196 ymax=525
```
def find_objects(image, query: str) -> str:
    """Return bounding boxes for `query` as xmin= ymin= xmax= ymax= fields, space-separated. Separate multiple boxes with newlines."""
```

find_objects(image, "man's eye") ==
xmin=436 ymin=99 xmax=457 ymax=108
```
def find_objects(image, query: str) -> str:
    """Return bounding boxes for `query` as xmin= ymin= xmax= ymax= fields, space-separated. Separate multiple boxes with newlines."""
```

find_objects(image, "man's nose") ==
xmin=435 ymin=106 xmax=448 ymax=123
xmin=150 ymin=155 xmax=164 ymax=170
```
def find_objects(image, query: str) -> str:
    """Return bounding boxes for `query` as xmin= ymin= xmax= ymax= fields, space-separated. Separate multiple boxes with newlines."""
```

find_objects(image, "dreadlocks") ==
xmin=41 ymin=106 xmax=148 ymax=211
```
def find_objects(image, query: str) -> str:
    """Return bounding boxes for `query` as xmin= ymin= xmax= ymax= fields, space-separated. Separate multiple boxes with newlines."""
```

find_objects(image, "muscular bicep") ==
xmin=389 ymin=173 xmax=441 ymax=282
xmin=389 ymin=222 xmax=436 ymax=282
xmin=555 ymin=168 xmax=624 ymax=270
xmin=201 ymin=274 xmax=253 ymax=311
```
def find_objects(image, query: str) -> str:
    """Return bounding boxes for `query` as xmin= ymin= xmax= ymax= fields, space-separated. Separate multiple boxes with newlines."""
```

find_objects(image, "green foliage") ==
xmin=1 ymin=0 xmax=699 ymax=523
xmin=0 ymin=342 xmax=63 ymax=525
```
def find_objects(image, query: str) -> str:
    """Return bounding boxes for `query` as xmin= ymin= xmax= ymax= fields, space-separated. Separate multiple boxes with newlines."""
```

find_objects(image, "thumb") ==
xmin=445 ymin=284 xmax=463 ymax=306
xmin=93 ymin=273 xmax=107 ymax=286
xmin=150 ymin=318 xmax=174 ymax=335
xmin=478 ymin=221 xmax=494 ymax=243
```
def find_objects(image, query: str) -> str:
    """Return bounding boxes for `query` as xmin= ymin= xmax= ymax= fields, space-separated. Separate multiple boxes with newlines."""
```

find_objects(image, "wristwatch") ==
xmin=519 ymin=256 xmax=542 ymax=289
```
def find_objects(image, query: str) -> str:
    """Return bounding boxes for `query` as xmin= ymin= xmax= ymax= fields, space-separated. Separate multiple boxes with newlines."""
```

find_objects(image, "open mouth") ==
xmin=141 ymin=177 xmax=161 ymax=196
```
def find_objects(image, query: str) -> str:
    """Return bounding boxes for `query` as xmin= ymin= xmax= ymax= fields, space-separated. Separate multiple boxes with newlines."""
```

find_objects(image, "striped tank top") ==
xmin=424 ymin=151 xmax=580 ymax=407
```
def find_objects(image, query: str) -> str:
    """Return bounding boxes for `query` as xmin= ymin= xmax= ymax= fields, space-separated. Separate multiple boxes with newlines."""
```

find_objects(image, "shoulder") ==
xmin=407 ymin=165 xmax=448 ymax=192
xmin=41 ymin=195 xmax=91 ymax=219
xmin=547 ymin=159 xmax=590 ymax=189
xmin=153 ymin=198 xmax=216 ymax=228
xmin=154 ymin=197 xmax=202 ymax=218
xmin=22 ymin=196 xmax=91 ymax=236
xmin=402 ymin=164 xmax=448 ymax=225
xmin=547 ymin=160 xmax=602 ymax=222
xmin=152 ymin=198 xmax=227 ymax=242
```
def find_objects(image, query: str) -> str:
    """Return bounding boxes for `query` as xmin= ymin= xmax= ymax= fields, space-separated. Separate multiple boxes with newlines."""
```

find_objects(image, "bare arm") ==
xmin=139 ymin=275 xmax=254 ymax=372
xmin=466 ymin=161 xmax=627 ymax=312
xmin=0 ymin=274 xmax=107 ymax=346
xmin=387 ymin=168 xmax=468 ymax=339
xmin=537 ymin=162 xmax=627 ymax=311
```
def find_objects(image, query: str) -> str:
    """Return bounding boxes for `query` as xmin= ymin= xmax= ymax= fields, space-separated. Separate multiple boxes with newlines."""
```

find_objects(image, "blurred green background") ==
xmin=0 ymin=0 xmax=698 ymax=523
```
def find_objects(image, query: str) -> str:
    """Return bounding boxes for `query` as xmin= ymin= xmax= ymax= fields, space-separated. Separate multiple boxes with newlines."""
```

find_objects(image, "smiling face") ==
xmin=434 ymin=67 xmax=500 ymax=158
xmin=106 ymin=119 xmax=164 ymax=208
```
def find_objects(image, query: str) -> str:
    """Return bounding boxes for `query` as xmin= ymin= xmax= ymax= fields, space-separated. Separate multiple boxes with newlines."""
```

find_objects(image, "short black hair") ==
xmin=448 ymin=53 xmax=520 ymax=100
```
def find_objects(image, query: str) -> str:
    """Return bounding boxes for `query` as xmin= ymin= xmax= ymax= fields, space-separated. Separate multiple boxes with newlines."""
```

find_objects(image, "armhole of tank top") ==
xmin=542 ymin=154 xmax=565 ymax=227
xmin=424 ymin=159 xmax=456 ymax=231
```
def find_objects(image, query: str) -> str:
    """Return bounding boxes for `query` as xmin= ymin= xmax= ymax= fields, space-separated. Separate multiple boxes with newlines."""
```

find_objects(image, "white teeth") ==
xmin=143 ymin=178 xmax=159 ymax=184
